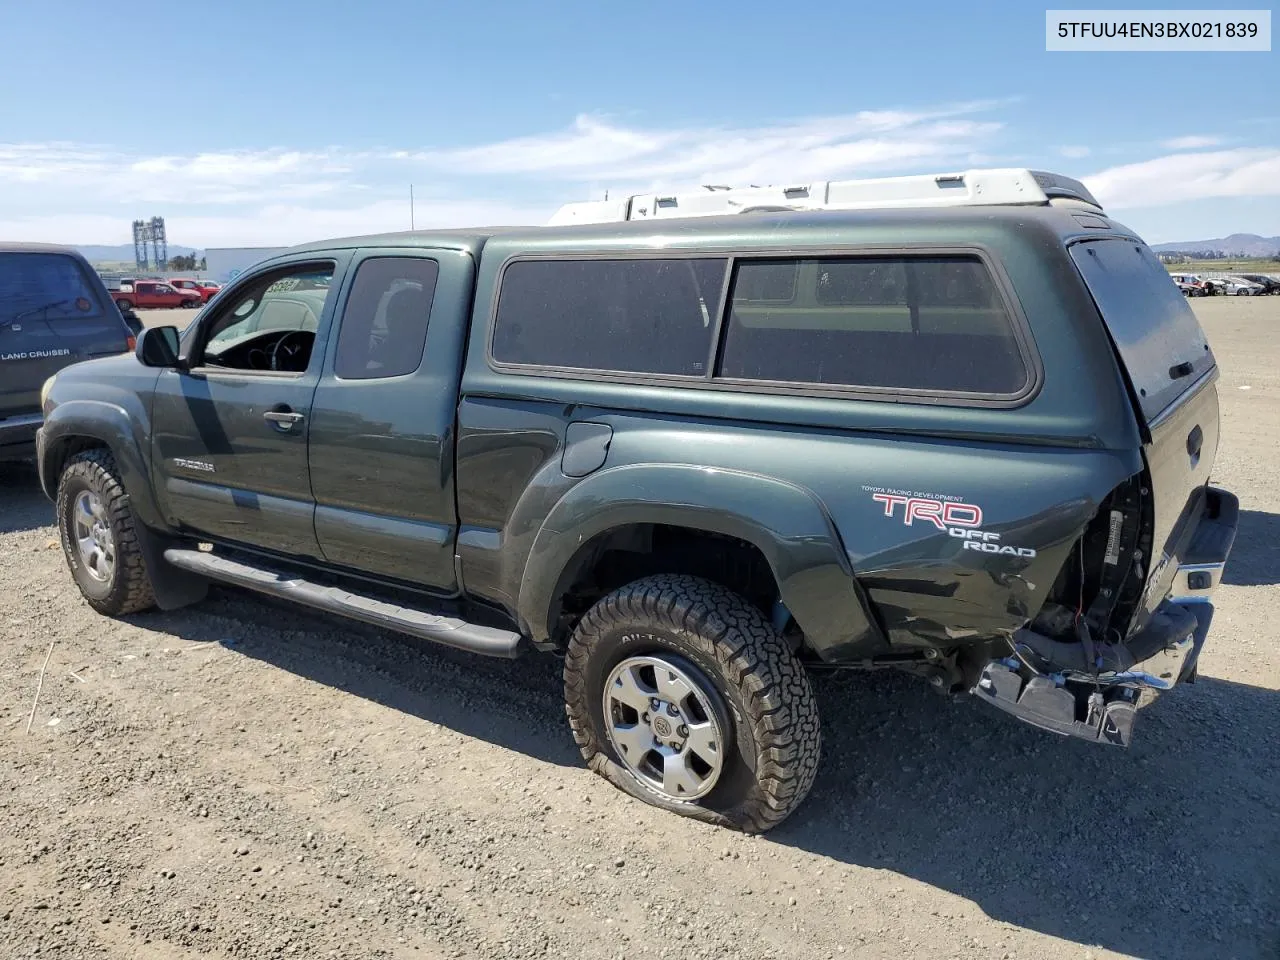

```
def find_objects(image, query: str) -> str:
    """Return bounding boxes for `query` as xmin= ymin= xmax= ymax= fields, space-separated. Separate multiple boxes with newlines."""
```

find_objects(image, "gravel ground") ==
xmin=137 ymin=307 xmax=201 ymax=331
xmin=2 ymin=296 xmax=1278 ymax=960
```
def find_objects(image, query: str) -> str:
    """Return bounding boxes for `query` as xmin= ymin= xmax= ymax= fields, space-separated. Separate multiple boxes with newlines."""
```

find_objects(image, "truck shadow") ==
xmin=778 ymin=669 xmax=1280 ymax=960
xmin=0 ymin=460 xmax=54 ymax=534
xmin=1222 ymin=509 xmax=1280 ymax=586
xmin=141 ymin=586 xmax=582 ymax=770
xmin=146 ymin=582 xmax=1279 ymax=960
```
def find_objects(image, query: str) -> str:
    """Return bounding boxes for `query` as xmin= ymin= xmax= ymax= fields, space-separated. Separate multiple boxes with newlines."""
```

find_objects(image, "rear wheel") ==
xmin=115 ymin=298 xmax=134 ymax=310
xmin=56 ymin=449 xmax=157 ymax=616
xmin=564 ymin=574 xmax=821 ymax=833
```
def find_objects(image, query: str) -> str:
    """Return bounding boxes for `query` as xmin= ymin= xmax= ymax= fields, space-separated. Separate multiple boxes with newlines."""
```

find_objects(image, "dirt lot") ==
xmin=138 ymin=307 xmax=201 ymax=331
xmin=3 ymin=297 xmax=1278 ymax=960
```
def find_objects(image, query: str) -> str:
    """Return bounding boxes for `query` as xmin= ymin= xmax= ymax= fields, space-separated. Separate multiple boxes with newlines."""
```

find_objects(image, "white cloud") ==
xmin=0 ymin=144 xmax=357 ymax=206
xmin=0 ymin=196 xmax=547 ymax=248
xmin=166 ymin=197 xmax=547 ymax=247
xmin=0 ymin=99 xmax=1273 ymax=248
xmin=0 ymin=104 xmax=1010 ymax=246
xmin=411 ymin=104 xmax=1005 ymax=189
xmin=1161 ymin=135 xmax=1222 ymax=150
xmin=1083 ymin=148 xmax=1280 ymax=209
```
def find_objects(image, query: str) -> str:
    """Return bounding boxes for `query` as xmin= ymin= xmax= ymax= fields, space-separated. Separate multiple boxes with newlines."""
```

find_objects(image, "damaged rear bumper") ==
xmin=971 ymin=486 xmax=1237 ymax=747
xmin=972 ymin=600 xmax=1211 ymax=746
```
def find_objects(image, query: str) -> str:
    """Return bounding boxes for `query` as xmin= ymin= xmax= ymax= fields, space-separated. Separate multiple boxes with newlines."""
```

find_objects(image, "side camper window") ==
xmin=492 ymin=258 xmax=728 ymax=377
xmin=717 ymin=255 xmax=1029 ymax=396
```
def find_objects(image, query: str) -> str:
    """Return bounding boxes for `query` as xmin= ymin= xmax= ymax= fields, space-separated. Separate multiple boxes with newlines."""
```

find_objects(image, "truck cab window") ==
xmin=334 ymin=257 xmax=439 ymax=380
xmin=198 ymin=264 xmax=334 ymax=373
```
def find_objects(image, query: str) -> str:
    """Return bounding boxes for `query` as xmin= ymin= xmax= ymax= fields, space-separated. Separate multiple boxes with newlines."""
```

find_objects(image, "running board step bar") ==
xmin=163 ymin=548 xmax=523 ymax=659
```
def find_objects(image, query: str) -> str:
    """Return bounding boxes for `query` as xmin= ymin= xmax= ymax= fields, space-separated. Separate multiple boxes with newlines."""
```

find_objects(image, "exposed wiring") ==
xmin=1076 ymin=544 xmax=1085 ymax=624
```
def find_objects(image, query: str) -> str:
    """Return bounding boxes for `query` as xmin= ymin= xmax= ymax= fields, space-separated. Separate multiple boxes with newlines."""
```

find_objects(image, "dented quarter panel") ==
xmin=456 ymin=397 xmax=1143 ymax=658
xmin=832 ymin=441 xmax=1139 ymax=649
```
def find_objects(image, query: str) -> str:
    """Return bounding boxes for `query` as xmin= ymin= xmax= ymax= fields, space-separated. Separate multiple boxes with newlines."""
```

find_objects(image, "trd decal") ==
xmin=870 ymin=492 xmax=983 ymax=529
xmin=863 ymin=486 xmax=1036 ymax=558
xmin=950 ymin=528 xmax=1037 ymax=558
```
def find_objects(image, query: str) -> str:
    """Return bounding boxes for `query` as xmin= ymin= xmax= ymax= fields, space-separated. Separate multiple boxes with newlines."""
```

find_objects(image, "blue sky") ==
xmin=0 ymin=0 xmax=1275 ymax=247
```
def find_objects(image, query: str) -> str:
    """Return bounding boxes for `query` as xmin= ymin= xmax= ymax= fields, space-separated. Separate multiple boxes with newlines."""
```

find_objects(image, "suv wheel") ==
xmin=564 ymin=574 xmax=820 ymax=832
xmin=56 ymin=449 xmax=157 ymax=616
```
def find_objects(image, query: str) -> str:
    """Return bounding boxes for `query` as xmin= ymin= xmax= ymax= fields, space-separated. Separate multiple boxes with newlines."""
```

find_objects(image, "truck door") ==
xmin=149 ymin=255 xmax=348 ymax=558
xmin=306 ymin=248 xmax=472 ymax=593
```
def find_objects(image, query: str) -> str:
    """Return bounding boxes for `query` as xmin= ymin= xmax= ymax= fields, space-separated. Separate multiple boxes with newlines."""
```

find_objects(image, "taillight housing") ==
xmin=126 ymin=334 xmax=137 ymax=351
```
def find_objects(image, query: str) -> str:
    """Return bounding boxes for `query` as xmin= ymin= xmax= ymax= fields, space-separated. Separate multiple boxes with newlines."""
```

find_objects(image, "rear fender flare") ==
xmin=516 ymin=463 xmax=885 ymax=660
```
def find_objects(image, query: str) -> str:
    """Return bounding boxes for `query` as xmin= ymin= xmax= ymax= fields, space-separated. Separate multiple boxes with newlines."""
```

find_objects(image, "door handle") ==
xmin=263 ymin=409 xmax=305 ymax=431
xmin=1186 ymin=424 xmax=1203 ymax=461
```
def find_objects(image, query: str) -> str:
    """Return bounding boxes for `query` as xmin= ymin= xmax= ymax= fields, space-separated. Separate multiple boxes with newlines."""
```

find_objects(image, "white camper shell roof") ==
xmin=547 ymin=168 xmax=1104 ymax=225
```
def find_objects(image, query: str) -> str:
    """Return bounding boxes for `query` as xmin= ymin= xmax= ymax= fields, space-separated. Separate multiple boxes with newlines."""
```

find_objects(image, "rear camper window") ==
xmin=1069 ymin=239 xmax=1215 ymax=422
xmin=492 ymin=257 xmax=728 ymax=376
xmin=716 ymin=255 xmax=1030 ymax=397
xmin=0 ymin=253 xmax=105 ymax=320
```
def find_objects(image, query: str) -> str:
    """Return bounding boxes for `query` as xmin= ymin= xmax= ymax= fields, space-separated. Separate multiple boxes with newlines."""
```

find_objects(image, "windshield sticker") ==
xmin=863 ymin=485 xmax=1036 ymax=558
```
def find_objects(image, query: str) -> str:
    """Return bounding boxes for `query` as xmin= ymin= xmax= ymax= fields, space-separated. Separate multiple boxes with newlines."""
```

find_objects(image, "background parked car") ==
xmin=1238 ymin=274 xmax=1280 ymax=295
xmin=168 ymin=277 xmax=220 ymax=304
xmin=1216 ymin=276 xmax=1266 ymax=296
xmin=112 ymin=279 xmax=201 ymax=310
xmin=1170 ymin=273 xmax=1207 ymax=296
xmin=1 ymin=243 xmax=137 ymax=461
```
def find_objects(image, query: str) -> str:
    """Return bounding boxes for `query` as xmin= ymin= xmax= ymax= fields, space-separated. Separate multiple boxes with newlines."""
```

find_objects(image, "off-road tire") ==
xmin=564 ymin=574 xmax=821 ymax=833
xmin=56 ymin=448 xmax=157 ymax=616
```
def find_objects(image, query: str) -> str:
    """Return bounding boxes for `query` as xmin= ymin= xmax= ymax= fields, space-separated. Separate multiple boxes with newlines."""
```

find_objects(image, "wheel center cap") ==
xmin=651 ymin=715 xmax=673 ymax=738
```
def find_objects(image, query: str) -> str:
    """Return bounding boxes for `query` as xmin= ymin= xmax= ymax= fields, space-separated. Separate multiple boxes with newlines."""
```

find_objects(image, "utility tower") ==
xmin=131 ymin=216 xmax=168 ymax=271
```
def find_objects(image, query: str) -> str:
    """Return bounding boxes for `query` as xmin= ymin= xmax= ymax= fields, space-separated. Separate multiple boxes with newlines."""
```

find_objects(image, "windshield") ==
xmin=0 ymin=252 xmax=106 ymax=319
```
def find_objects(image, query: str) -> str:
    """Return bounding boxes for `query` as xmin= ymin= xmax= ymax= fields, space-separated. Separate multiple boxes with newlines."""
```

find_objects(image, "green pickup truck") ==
xmin=35 ymin=169 xmax=1237 ymax=832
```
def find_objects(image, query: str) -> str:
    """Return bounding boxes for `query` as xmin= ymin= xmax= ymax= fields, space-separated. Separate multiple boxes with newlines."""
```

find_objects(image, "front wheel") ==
xmin=56 ymin=449 xmax=157 ymax=616
xmin=564 ymin=574 xmax=821 ymax=833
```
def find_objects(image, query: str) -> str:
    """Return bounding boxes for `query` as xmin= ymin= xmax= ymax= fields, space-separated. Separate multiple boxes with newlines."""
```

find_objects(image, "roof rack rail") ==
xmin=547 ymin=168 xmax=1103 ymax=225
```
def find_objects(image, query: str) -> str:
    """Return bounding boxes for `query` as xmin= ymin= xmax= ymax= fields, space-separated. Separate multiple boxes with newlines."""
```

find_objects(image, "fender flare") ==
xmin=38 ymin=399 xmax=167 ymax=532
xmin=516 ymin=463 xmax=885 ymax=660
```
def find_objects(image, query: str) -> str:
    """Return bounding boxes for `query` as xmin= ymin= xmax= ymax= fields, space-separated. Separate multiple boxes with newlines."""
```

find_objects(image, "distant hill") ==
xmin=76 ymin=243 xmax=201 ymax=263
xmin=1151 ymin=234 xmax=1280 ymax=258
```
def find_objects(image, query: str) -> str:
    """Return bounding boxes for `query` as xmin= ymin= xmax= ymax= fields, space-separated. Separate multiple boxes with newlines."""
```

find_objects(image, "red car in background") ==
xmin=169 ymin=277 xmax=221 ymax=303
xmin=112 ymin=279 xmax=201 ymax=311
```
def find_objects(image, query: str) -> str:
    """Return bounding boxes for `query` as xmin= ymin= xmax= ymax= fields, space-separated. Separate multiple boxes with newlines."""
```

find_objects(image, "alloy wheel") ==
xmin=602 ymin=654 xmax=726 ymax=801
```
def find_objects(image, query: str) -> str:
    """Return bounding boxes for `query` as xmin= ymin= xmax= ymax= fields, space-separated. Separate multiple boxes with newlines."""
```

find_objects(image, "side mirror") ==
xmin=136 ymin=325 xmax=182 ymax=368
xmin=120 ymin=308 xmax=143 ymax=335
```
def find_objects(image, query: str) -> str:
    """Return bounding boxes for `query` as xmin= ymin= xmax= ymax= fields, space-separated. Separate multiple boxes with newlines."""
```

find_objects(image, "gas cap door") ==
xmin=561 ymin=421 xmax=613 ymax=478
